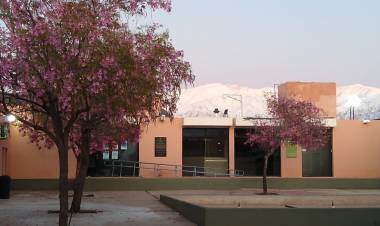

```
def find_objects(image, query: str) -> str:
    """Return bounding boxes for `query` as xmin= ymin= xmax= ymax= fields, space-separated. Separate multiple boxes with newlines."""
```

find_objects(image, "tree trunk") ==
xmin=70 ymin=128 xmax=91 ymax=213
xmin=70 ymin=150 xmax=89 ymax=213
xmin=58 ymin=146 xmax=69 ymax=226
xmin=262 ymin=154 xmax=269 ymax=195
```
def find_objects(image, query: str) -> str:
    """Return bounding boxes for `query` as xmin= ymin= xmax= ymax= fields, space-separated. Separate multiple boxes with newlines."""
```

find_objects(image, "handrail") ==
xmin=103 ymin=160 xmax=245 ymax=177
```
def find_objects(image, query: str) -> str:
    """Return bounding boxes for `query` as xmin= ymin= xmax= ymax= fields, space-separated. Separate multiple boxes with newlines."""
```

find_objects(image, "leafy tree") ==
xmin=246 ymin=94 xmax=328 ymax=194
xmin=0 ymin=0 xmax=193 ymax=225
xmin=69 ymin=26 xmax=193 ymax=213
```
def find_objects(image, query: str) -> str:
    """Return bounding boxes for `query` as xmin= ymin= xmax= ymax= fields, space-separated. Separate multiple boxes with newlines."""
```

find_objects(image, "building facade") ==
xmin=1 ymin=82 xmax=380 ymax=179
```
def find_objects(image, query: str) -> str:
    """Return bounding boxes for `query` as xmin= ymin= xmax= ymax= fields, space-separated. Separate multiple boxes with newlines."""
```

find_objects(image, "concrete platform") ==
xmin=158 ymin=189 xmax=380 ymax=226
xmin=157 ymin=188 xmax=380 ymax=208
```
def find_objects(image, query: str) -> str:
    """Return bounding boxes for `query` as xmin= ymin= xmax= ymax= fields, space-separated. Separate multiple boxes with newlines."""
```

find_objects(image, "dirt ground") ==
xmin=0 ymin=191 xmax=195 ymax=226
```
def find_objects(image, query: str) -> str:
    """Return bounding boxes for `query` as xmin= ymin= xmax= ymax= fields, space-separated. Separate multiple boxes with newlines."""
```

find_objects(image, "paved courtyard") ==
xmin=0 ymin=191 xmax=195 ymax=226
xmin=1 ymin=189 xmax=380 ymax=225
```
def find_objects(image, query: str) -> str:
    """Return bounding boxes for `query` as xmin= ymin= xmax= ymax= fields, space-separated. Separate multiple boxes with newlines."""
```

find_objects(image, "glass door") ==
xmin=183 ymin=128 xmax=229 ymax=176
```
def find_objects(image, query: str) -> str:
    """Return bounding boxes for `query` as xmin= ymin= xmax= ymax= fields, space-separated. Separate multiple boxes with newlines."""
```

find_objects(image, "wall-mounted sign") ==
xmin=120 ymin=141 xmax=128 ymax=150
xmin=111 ymin=151 xmax=119 ymax=160
xmin=287 ymin=143 xmax=297 ymax=158
xmin=103 ymin=151 xmax=110 ymax=160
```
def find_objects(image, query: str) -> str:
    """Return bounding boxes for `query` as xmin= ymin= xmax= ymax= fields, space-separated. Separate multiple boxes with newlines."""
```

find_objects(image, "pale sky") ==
xmin=144 ymin=0 xmax=380 ymax=88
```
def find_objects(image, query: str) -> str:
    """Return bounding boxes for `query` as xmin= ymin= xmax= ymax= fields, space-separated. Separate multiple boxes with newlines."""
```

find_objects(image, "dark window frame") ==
xmin=0 ymin=124 xmax=8 ymax=139
xmin=155 ymin=137 xmax=167 ymax=157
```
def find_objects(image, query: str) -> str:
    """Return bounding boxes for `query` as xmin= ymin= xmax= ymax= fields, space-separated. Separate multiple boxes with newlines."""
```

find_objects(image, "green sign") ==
xmin=286 ymin=143 xmax=297 ymax=158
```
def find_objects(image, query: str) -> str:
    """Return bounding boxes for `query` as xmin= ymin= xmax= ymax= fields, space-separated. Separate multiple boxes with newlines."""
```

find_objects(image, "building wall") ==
xmin=228 ymin=127 xmax=235 ymax=173
xmin=280 ymin=144 xmax=302 ymax=177
xmin=333 ymin=120 xmax=380 ymax=178
xmin=139 ymin=118 xmax=183 ymax=177
xmin=2 ymin=119 xmax=380 ymax=179
xmin=2 ymin=80 xmax=380 ymax=180
xmin=278 ymin=82 xmax=336 ymax=118
xmin=278 ymin=82 xmax=337 ymax=178
xmin=0 ymin=146 xmax=6 ymax=176
xmin=1 ymin=125 xmax=77 ymax=179
xmin=281 ymin=120 xmax=380 ymax=178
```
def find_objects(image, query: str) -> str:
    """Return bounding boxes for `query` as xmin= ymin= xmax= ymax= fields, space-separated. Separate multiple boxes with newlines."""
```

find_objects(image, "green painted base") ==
xmin=11 ymin=177 xmax=380 ymax=191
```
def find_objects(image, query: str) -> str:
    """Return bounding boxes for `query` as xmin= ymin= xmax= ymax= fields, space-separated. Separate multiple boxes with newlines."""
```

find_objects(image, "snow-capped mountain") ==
xmin=337 ymin=84 xmax=380 ymax=119
xmin=175 ymin=83 xmax=380 ymax=120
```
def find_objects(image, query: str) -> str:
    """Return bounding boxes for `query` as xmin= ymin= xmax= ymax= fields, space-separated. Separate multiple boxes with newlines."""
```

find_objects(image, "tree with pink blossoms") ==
xmin=245 ymin=94 xmax=329 ymax=194
xmin=0 ymin=1 xmax=193 ymax=225
xmin=69 ymin=26 xmax=193 ymax=213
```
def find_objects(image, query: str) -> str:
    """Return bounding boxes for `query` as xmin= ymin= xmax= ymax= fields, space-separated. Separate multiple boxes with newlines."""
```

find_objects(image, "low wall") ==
xmin=11 ymin=177 xmax=380 ymax=191
xmin=160 ymin=195 xmax=205 ymax=226
xmin=160 ymin=195 xmax=380 ymax=226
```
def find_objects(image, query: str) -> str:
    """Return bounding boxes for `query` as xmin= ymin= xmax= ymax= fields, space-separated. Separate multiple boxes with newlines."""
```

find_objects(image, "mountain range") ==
xmin=175 ymin=83 xmax=380 ymax=120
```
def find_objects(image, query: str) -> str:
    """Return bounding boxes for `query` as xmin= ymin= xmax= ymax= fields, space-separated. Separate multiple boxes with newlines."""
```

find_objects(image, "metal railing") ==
xmin=103 ymin=160 xmax=245 ymax=177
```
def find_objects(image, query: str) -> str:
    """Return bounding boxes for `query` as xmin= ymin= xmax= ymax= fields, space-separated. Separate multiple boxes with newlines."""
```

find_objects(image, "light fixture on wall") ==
xmin=5 ymin=114 xmax=16 ymax=123
xmin=159 ymin=109 xmax=168 ymax=122
xmin=362 ymin=119 xmax=371 ymax=124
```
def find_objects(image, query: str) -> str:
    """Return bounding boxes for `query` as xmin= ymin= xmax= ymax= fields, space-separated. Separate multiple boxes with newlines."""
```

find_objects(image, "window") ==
xmin=0 ymin=125 xmax=8 ymax=139
xmin=155 ymin=137 xmax=167 ymax=157
xmin=183 ymin=128 xmax=228 ymax=158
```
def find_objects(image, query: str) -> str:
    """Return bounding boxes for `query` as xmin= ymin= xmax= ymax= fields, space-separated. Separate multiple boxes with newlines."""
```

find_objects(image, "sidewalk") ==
xmin=0 ymin=191 xmax=195 ymax=226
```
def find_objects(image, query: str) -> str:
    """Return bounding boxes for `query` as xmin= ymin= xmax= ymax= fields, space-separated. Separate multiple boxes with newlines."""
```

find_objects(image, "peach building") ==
xmin=1 ymin=82 xmax=380 ymax=179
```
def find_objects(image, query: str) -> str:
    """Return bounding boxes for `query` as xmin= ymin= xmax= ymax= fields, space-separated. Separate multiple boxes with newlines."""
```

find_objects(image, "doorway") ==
xmin=302 ymin=129 xmax=333 ymax=177
xmin=182 ymin=128 xmax=229 ymax=176
xmin=234 ymin=128 xmax=281 ymax=176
